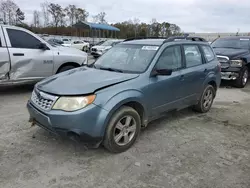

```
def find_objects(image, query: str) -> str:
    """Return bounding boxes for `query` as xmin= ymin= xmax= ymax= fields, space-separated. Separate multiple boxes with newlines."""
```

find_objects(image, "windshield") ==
xmin=212 ymin=38 xmax=250 ymax=49
xmin=94 ymin=44 xmax=159 ymax=73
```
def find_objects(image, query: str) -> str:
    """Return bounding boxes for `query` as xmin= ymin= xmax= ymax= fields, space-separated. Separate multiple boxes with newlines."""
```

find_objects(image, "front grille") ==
xmin=217 ymin=55 xmax=230 ymax=68
xmin=31 ymin=89 xmax=58 ymax=111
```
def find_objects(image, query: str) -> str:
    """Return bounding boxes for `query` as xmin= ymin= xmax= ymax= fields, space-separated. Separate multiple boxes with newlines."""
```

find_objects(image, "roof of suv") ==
xmin=123 ymin=39 xmax=166 ymax=45
xmin=121 ymin=37 xmax=208 ymax=46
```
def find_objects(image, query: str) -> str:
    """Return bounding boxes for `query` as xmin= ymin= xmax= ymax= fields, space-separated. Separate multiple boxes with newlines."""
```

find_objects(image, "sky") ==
xmin=14 ymin=0 xmax=250 ymax=33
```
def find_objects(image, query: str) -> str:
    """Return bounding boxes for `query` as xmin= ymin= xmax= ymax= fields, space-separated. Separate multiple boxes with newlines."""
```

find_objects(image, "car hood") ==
xmin=36 ymin=67 xmax=139 ymax=95
xmin=213 ymin=48 xmax=249 ymax=59
xmin=53 ymin=46 xmax=87 ymax=56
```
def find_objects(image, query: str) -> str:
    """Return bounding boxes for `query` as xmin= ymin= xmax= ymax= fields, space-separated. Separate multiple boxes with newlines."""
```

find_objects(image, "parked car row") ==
xmin=1 ymin=24 xmax=249 ymax=153
xmin=46 ymin=38 xmax=90 ymax=52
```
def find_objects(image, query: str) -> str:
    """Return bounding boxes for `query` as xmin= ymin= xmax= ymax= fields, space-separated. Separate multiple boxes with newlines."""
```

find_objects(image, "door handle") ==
xmin=13 ymin=53 xmax=24 ymax=56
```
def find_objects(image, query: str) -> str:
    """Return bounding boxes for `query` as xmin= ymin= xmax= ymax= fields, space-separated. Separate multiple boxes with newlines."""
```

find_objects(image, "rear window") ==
xmin=202 ymin=45 xmax=215 ymax=62
xmin=183 ymin=45 xmax=203 ymax=68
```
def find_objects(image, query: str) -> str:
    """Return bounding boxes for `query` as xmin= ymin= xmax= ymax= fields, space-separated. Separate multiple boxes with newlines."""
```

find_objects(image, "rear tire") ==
xmin=57 ymin=65 xmax=76 ymax=73
xmin=193 ymin=85 xmax=215 ymax=113
xmin=234 ymin=66 xmax=248 ymax=88
xmin=104 ymin=106 xmax=141 ymax=153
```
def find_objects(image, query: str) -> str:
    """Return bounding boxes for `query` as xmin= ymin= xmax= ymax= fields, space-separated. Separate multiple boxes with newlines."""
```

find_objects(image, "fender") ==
xmin=203 ymin=72 xmax=217 ymax=86
xmin=100 ymin=89 xmax=149 ymax=134
xmin=199 ymin=71 xmax=219 ymax=98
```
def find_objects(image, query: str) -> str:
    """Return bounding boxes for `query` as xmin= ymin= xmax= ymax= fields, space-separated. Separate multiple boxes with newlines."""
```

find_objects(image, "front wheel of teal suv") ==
xmin=104 ymin=106 xmax=141 ymax=153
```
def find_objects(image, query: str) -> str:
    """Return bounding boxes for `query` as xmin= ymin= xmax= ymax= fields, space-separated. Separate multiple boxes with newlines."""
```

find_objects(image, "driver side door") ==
xmin=4 ymin=27 xmax=54 ymax=80
xmin=147 ymin=45 xmax=185 ymax=117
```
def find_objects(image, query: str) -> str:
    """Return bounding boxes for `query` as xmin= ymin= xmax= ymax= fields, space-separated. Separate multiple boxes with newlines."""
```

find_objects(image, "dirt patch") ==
xmin=0 ymin=84 xmax=250 ymax=188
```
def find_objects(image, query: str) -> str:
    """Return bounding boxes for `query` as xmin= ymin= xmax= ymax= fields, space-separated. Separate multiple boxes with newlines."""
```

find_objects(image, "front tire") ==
xmin=193 ymin=85 xmax=215 ymax=113
xmin=234 ymin=66 xmax=248 ymax=88
xmin=104 ymin=106 xmax=141 ymax=153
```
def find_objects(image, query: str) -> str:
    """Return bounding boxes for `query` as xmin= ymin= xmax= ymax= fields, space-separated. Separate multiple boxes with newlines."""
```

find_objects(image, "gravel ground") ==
xmin=0 ymin=82 xmax=250 ymax=188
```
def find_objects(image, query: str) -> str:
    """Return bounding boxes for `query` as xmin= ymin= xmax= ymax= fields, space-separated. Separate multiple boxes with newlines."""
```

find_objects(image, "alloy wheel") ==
xmin=113 ymin=116 xmax=137 ymax=146
xmin=203 ymin=89 xmax=213 ymax=109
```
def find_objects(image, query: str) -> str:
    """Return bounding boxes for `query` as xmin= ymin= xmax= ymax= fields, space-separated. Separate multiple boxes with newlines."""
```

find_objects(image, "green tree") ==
xmin=65 ymin=5 xmax=76 ymax=26
xmin=48 ymin=3 xmax=63 ymax=31
xmin=75 ymin=8 xmax=88 ymax=22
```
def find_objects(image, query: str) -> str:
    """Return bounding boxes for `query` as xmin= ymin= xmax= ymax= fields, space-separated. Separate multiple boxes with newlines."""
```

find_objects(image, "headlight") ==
xmin=230 ymin=60 xmax=243 ymax=67
xmin=52 ymin=95 xmax=96 ymax=112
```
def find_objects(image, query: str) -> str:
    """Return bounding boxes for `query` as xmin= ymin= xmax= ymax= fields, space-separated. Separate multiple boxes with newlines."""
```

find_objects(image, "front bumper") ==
xmin=221 ymin=67 xmax=241 ymax=80
xmin=27 ymin=101 xmax=109 ymax=145
xmin=221 ymin=72 xmax=239 ymax=80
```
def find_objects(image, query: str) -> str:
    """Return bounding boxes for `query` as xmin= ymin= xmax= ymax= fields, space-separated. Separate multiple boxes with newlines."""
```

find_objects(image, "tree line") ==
xmin=0 ymin=0 xmax=182 ymax=38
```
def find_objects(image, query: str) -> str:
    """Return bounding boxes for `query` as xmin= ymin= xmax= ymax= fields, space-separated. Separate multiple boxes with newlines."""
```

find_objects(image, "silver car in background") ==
xmin=90 ymin=39 xmax=124 ymax=58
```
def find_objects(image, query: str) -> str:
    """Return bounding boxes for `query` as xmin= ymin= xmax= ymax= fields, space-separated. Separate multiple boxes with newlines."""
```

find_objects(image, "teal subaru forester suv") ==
xmin=27 ymin=36 xmax=221 ymax=153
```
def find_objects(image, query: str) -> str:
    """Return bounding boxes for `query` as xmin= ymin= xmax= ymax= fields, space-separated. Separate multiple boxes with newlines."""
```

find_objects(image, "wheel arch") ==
xmin=201 ymin=73 xmax=219 ymax=98
xmin=100 ymin=91 xmax=148 ymax=135
xmin=245 ymin=62 xmax=250 ymax=71
xmin=56 ymin=62 xmax=81 ymax=73
xmin=208 ymin=80 xmax=217 ymax=92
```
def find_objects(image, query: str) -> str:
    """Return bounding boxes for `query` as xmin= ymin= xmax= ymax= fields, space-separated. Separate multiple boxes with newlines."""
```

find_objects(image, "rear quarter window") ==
xmin=201 ymin=45 xmax=215 ymax=62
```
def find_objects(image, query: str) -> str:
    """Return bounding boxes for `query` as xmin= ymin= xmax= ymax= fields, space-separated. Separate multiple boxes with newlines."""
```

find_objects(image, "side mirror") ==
xmin=151 ymin=69 xmax=172 ymax=77
xmin=39 ymin=43 xmax=48 ymax=50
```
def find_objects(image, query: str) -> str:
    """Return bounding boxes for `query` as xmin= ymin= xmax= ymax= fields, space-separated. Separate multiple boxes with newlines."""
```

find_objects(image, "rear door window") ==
xmin=201 ymin=45 xmax=215 ymax=62
xmin=7 ymin=29 xmax=41 ymax=49
xmin=183 ymin=45 xmax=203 ymax=68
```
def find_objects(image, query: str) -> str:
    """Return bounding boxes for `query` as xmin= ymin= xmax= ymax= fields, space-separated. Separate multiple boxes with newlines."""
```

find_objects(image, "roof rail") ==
xmin=123 ymin=36 xmax=207 ymax=43
xmin=164 ymin=36 xmax=207 ymax=42
xmin=124 ymin=36 xmax=167 ymax=42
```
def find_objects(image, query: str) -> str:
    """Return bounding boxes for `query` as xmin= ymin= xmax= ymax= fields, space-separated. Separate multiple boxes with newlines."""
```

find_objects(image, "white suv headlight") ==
xmin=230 ymin=60 xmax=243 ymax=67
xmin=52 ymin=95 xmax=96 ymax=112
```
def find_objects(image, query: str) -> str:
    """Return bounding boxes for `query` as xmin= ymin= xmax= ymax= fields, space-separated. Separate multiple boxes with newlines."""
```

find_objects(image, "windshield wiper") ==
xmin=99 ymin=67 xmax=123 ymax=73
